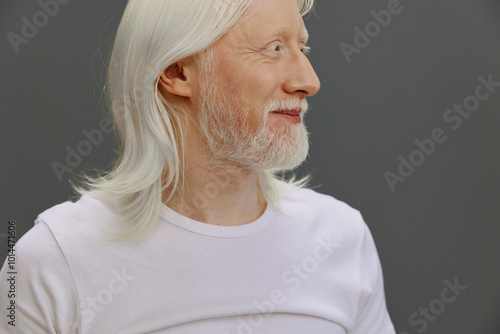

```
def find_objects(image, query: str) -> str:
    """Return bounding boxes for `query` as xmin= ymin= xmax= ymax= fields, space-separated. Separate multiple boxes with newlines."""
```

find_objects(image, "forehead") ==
xmin=221 ymin=0 xmax=309 ymax=45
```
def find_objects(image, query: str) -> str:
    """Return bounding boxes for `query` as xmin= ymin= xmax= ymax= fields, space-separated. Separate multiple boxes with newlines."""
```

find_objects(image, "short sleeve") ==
xmin=0 ymin=219 xmax=80 ymax=333
xmin=349 ymin=224 xmax=396 ymax=334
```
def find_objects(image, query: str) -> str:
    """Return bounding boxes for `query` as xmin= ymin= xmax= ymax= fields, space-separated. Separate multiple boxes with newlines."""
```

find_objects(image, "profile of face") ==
xmin=197 ymin=0 xmax=321 ymax=170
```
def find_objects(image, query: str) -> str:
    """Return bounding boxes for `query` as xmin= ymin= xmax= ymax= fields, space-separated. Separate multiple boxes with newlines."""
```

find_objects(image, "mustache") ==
xmin=263 ymin=99 xmax=309 ymax=115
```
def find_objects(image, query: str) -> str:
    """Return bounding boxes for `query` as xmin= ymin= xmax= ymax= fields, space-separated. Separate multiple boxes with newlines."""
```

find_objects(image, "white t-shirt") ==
xmin=0 ymin=185 xmax=395 ymax=334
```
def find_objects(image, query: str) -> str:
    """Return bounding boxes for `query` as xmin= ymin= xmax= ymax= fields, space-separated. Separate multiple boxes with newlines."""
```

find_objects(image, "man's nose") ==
xmin=282 ymin=50 xmax=321 ymax=97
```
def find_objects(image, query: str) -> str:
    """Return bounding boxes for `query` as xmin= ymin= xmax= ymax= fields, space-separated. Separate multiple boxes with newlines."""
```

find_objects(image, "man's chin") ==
xmin=255 ymin=132 xmax=309 ymax=170
xmin=262 ymin=148 xmax=309 ymax=171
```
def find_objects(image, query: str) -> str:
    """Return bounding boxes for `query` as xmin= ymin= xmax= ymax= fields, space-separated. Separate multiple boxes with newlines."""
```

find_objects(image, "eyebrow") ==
xmin=301 ymin=30 xmax=310 ymax=42
xmin=258 ymin=27 xmax=310 ymax=43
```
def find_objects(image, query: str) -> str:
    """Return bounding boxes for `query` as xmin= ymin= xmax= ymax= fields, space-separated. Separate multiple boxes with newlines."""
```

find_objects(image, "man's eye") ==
xmin=266 ymin=43 xmax=281 ymax=52
xmin=263 ymin=41 xmax=283 ymax=53
xmin=301 ymin=46 xmax=311 ymax=55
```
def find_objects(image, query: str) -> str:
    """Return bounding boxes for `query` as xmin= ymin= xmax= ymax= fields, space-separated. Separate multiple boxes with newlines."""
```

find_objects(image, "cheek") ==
xmin=247 ymin=70 xmax=283 ymax=128
xmin=247 ymin=67 xmax=280 ymax=99
xmin=219 ymin=65 xmax=282 ymax=131
xmin=234 ymin=99 xmax=262 ymax=134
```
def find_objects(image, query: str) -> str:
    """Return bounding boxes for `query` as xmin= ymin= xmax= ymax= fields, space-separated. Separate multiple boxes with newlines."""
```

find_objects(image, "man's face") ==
xmin=197 ymin=0 xmax=320 ymax=170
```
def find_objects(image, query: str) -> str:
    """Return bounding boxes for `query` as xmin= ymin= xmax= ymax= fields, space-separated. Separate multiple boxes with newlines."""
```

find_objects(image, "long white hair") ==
xmin=74 ymin=0 xmax=315 ymax=240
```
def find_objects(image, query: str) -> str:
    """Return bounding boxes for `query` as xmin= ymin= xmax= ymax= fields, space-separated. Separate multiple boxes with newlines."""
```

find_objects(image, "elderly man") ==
xmin=0 ymin=0 xmax=395 ymax=333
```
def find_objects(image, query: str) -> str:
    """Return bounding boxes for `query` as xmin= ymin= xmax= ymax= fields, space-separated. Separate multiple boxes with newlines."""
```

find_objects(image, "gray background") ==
xmin=1 ymin=0 xmax=499 ymax=333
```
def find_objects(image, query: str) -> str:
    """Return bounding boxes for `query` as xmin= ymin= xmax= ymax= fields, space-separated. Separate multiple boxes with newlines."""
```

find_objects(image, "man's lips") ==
xmin=271 ymin=108 xmax=302 ymax=116
xmin=270 ymin=108 xmax=302 ymax=123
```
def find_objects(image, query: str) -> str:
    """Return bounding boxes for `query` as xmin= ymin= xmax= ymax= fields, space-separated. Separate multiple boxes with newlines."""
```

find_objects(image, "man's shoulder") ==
xmin=10 ymin=194 xmax=110 ymax=261
xmin=35 ymin=193 xmax=118 ymax=239
xmin=39 ymin=192 xmax=110 ymax=217
xmin=280 ymin=183 xmax=363 ymax=220
xmin=278 ymin=183 xmax=368 ymax=240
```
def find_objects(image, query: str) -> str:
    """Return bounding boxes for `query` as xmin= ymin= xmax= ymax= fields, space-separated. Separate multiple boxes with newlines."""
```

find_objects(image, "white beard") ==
xmin=197 ymin=56 xmax=310 ymax=171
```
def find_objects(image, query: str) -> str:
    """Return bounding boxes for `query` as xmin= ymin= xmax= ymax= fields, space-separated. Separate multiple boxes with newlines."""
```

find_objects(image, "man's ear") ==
xmin=159 ymin=58 xmax=196 ymax=98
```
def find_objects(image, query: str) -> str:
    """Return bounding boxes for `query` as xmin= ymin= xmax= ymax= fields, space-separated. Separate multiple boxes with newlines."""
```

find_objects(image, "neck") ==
xmin=163 ymin=149 xmax=267 ymax=227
